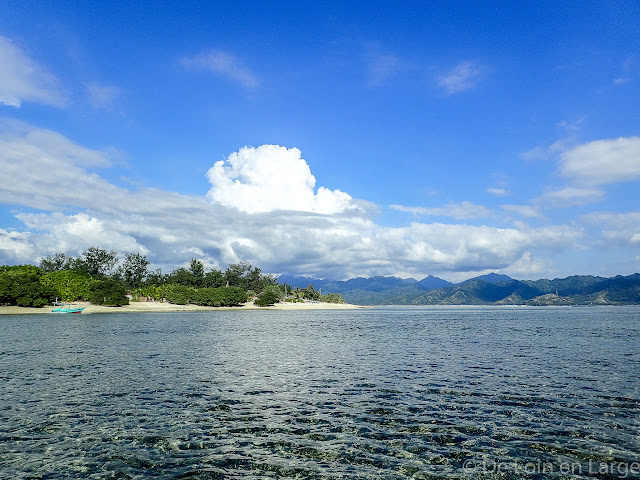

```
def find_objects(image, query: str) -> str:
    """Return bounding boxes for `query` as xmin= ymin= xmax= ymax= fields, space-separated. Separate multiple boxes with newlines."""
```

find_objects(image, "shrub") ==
xmin=216 ymin=286 xmax=248 ymax=306
xmin=0 ymin=267 xmax=57 ymax=307
xmin=164 ymin=284 xmax=196 ymax=305
xmin=194 ymin=287 xmax=222 ymax=306
xmin=13 ymin=278 xmax=57 ymax=307
xmin=132 ymin=284 xmax=168 ymax=302
xmin=40 ymin=270 xmax=94 ymax=301
xmin=254 ymin=285 xmax=283 ymax=307
xmin=89 ymin=279 xmax=129 ymax=306
xmin=320 ymin=293 xmax=345 ymax=304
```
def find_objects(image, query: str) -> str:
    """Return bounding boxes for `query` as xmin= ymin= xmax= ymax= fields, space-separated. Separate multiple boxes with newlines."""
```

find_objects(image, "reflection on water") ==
xmin=1 ymin=307 xmax=639 ymax=479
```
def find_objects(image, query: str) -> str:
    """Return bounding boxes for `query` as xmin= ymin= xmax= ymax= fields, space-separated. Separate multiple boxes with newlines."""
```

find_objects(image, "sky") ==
xmin=0 ymin=0 xmax=639 ymax=282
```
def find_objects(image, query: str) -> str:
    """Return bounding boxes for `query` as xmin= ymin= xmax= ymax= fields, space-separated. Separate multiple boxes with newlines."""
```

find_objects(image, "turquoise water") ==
xmin=1 ymin=306 xmax=639 ymax=479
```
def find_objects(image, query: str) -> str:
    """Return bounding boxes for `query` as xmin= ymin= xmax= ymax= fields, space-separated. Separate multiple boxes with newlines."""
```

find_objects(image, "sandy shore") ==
xmin=0 ymin=300 xmax=366 ymax=315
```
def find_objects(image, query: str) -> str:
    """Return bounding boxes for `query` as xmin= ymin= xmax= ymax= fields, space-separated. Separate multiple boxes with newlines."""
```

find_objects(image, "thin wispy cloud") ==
xmin=613 ymin=56 xmax=635 ymax=85
xmin=0 ymin=35 xmax=66 ymax=108
xmin=500 ymin=204 xmax=543 ymax=218
xmin=85 ymin=83 xmax=124 ymax=111
xmin=487 ymin=187 xmax=510 ymax=196
xmin=436 ymin=61 xmax=484 ymax=95
xmin=391 ymin=201 xmax=493 ymax=219
xmin=537 ymin=187 xmax=605 ymax=208
xmin=180 ymin=50 xmax=259 ymax=89
xmin=85 ymin=83 xmax=124 ymax=112
xmin=556 ymin=116 xmax=586 ymax=134
xmin=520 ymin=137 xmax=573 ymax=161
xmin=363 ymin=45 xmax=403 ymax=87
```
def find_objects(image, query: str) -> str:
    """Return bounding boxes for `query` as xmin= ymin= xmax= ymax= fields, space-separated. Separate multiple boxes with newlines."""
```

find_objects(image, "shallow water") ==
xmin=1 ymin=306 xmax=639 ymax=479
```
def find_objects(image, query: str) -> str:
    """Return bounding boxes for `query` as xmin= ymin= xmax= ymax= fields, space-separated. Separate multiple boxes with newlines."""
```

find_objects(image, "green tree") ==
xmin=254 ymin=284 xmax=284 ymax=306
xmin=13 ymin=279 xmax=57 ymax=307
xmin=167 ymin=267 xmax=193 ymax=286
xmin=146 ymin=268 xmax=165 ymax=285
xmin=39 ymin=253 xmax=73 ymax=272
xmin=163 ymin=284 xmax=195 ymax=305
xmin=0 ymin=275 xmax=13 ymax=304
xmin=203 ymin=268 xmax=224 ymax=288
xmin=123 ymin=253 xmax=149 ymax=288
xmin=244 ymin=265 xmax=263 ymax=291
xmin=218 ymin=286 xmax=248 ymax=306
xmin=302 ymin=284 xmax=320 ymax=300
xmin=223 ymin=261 xmax=249 ymax=288
xmin=320 ymin=293 xmax=345 ymax=304
xmin=76 ymin=247 xmax=119 ymax=277
xmin=189 ymin=258 xmax=205 ymax=287
xmin=40 ymin=270 xmax=94 ymax=301
xmin=89 ymin=278 xmax=129 ymax=306
xmin=281 ymin=282 xmax=293 ymax=297
xmin=223 ymin=261 xmax=276 ymax=291
xmin=0 ymin=266 xmax=56 ymax=307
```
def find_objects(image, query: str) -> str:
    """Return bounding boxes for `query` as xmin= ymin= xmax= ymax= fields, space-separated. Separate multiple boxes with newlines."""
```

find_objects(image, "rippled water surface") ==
xmin=1 ymin=306 xmax=639 ymax=479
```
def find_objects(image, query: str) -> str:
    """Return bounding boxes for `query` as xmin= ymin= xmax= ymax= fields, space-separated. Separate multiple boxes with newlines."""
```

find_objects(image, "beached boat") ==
xmin=51 ymin=300 xmax=85 ymax=314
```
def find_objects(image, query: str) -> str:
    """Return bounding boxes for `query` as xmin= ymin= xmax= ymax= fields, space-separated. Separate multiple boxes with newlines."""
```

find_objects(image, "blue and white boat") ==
xmin=51 ymin=300 xmax=85 ymax=314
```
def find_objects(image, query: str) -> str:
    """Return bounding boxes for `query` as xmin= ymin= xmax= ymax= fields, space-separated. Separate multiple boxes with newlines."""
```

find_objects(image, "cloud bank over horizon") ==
xmin=0 ymin=121 xmax=607 ymax=282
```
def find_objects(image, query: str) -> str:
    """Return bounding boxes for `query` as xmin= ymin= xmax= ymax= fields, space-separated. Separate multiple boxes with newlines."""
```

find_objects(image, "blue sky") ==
xmin=1 ymin=0 xmax=639 ymax=281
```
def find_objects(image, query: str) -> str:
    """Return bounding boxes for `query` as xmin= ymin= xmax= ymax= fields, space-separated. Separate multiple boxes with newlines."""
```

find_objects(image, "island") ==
xmin=0 ymin=248 xmax=353 ymax=313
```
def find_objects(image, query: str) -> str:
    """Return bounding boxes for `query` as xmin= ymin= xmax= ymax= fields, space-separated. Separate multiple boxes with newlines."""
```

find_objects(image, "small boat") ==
xmin=51 ymin=300 xmax=85 ymax=314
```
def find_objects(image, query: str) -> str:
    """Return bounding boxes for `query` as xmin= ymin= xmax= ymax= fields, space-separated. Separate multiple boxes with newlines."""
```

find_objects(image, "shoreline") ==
xmin=0 ymin=300 xmax=366 ymax=315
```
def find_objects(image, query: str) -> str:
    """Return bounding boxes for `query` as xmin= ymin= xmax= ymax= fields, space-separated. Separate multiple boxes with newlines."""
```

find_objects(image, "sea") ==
xmin=1 ymin=306 xmax=639 ymax=479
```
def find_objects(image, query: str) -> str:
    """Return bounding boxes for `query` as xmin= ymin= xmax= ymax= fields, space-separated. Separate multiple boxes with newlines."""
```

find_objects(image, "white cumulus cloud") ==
xmin=0 ymin=229 xmax=36 ymax=262
xmin=0 ymin=35 xmax=66 ymax=108
xmin=582 ymin=211 xmax=640 ymax=248
xmin=206 ymin=145 xmax=358 ymax=214
xmin=559 ymin=136 xmax=640 ymax=185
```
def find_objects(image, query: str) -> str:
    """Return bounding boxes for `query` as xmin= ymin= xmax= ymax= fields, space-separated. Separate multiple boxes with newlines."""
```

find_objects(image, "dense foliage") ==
xmin=40 ymin=270 xmax=94 ymax=301
xmin=320 ymin=293 xmax=345 ymax=304
xmin=254 ymin=284 xmax=285 ymax=306
xmin=88 ymin=279 xmax=130 ymax=307
xmin=2 ymin=247 xmax=345 ymax=309
xmin=0 ymin=266 xmax=57 ymax=307
xmin=162 ymin=284 xmax=248 ymax=306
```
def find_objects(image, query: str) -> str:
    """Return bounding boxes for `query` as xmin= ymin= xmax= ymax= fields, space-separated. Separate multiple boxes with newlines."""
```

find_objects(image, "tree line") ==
xmin=1 ymin=247 xmax=343 ymax=308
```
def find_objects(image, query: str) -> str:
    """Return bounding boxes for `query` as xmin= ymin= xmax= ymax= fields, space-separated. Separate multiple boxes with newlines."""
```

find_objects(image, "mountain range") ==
xmin=277 ymin=273 xmax=640 ymax=305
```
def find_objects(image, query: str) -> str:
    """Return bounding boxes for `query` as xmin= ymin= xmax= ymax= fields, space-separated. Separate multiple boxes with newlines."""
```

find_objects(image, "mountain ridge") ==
xmin=277 ymin=273 xmax=640 ymax=305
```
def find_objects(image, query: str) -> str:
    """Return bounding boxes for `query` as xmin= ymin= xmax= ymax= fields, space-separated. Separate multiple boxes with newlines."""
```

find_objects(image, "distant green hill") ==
xmin=412 ymin=279 xmax=541 ymax=305
xmin=413 ymin=274 xmax=640 ymax=306
xmin=277 ymin=272 xmax=640 ymax=305
xmin=277 ymin=274 xmax=453 ymax=304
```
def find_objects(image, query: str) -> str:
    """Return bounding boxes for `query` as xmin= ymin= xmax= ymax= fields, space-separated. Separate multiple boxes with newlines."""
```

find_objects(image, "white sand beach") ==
xmin=0 ymin=300 xmax=366 ymax=315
